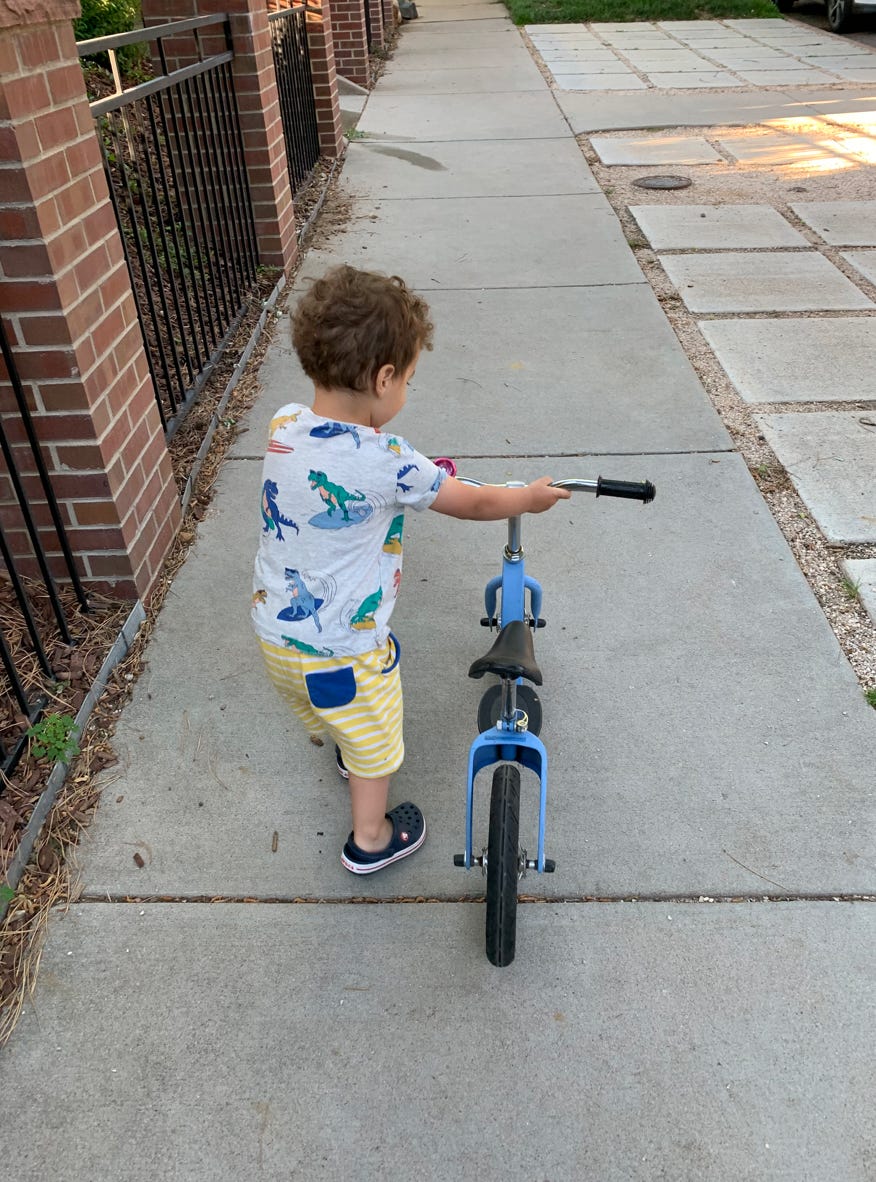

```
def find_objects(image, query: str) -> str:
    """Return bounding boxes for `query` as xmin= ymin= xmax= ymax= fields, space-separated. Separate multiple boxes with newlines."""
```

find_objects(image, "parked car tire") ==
xmin=827 ymin=0 xmax=855 ymax=30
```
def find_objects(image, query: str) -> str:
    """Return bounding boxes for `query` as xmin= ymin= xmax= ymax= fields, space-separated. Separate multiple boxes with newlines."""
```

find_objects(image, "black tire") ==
xmin=827 ymin=0 xmax=854 ymax=31
xmin=485 ymin=763 xmax=521 ymax=967
xmin=477 ymin=683 xmax=543 ymax=736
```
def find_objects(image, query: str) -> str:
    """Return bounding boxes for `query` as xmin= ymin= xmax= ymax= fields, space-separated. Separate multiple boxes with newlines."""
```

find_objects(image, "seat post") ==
xmin=499 ymin=677 xmax=518 ymax=728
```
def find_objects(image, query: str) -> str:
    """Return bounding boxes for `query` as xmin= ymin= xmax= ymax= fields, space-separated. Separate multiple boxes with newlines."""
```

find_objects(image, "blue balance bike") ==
xmin=452 ymin=474 xmax=656 ymax=966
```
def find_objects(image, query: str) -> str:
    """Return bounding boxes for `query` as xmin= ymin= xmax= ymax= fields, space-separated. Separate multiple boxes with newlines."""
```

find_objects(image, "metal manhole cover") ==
xmin=632 ymin=175 xmax=692 ymax=190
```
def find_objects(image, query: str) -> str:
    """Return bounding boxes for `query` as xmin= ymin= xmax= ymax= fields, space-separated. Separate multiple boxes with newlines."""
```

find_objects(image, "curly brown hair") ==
xmin=291 ymin=266 xmax=434 ymax=393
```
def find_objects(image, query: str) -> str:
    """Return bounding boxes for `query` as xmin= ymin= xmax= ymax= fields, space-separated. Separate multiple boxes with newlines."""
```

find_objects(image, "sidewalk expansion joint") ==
xmin=76 ymin=893 xmax=875 ymax=906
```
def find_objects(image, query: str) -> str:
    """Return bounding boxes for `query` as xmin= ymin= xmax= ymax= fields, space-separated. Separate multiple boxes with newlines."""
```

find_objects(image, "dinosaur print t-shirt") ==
xmin=252 ymin=404 xmax=447 ymax=657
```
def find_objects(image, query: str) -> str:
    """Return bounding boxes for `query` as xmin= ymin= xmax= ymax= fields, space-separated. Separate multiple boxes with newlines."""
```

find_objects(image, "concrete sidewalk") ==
xmin=2 ymin=7 xmax=875 ymax=1180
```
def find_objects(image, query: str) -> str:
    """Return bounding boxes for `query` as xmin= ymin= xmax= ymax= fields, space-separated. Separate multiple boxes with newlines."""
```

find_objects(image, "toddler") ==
xmin=252 ymin=266 xmax=570 ymax=874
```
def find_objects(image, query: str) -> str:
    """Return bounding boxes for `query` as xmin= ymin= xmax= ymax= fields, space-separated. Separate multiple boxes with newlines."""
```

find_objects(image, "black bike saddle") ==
xmin=468 ymin=619 xmax=543 ymax=686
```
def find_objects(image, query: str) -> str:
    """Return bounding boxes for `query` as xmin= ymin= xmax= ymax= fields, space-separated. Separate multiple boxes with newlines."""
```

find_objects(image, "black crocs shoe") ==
xmin=335 ymin=745 xmax=349 ymax=780
xmin=341 ymin=802 xmax=426 ymax=875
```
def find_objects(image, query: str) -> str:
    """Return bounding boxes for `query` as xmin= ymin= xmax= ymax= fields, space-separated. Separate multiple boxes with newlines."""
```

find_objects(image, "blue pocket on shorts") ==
xmin=305 ymin=667 xmax=357 ymax=710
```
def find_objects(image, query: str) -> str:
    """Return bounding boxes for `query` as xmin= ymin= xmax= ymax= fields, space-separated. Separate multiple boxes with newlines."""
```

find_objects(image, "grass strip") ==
xmin=504 ymin=0 xmax=780 ymax=24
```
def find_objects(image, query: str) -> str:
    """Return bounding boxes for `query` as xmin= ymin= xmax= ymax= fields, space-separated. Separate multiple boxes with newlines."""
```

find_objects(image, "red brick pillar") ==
xmin=331 ymin=0 xmax=369 ymax=88
xmin=152 ymin=0 xmax=298 ymax=273
xmin=306 ymin=0 xmax=344 ymax=158
xmin=367 ymin=0 xmax=384 ymax=50
xmin=381 ymin=0 xmax=395 ymax=40
xmin=0 ymin=0 xmax=181 ymax=599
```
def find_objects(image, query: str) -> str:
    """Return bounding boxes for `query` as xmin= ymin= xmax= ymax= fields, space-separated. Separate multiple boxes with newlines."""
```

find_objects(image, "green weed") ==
xmin=26 ymin=713 xmax=80 ymax=765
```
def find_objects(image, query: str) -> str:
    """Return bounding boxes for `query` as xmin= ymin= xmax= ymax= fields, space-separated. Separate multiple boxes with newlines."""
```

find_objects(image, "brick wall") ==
xmin=367 ymin=0 xmax=385 ymax=50
xmin=330 ymin=0 xmax=368 ymax=88
xmin=305 ymin=0 xmax=344 ymax=158
xmin=0 ymin=2 xmax=181 ymax=598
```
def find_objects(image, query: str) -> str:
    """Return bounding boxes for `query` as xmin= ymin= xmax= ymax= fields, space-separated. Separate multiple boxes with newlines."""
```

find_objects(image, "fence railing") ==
xmin=269 ymin=6 xmax=321 ymax=194
xmin=0 ymin=318 xmax=90 ymax=782
xmin=77 ymin=16 xmax=260 ymax=438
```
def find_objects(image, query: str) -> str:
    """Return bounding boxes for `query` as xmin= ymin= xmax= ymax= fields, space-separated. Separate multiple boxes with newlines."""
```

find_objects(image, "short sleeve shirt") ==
xmin=252 ymin=404 xmax=446 ymax=657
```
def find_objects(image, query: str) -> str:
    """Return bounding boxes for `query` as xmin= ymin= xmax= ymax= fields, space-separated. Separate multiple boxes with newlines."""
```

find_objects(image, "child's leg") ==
xmin=348 ymin=772 xmax=393 ymax=851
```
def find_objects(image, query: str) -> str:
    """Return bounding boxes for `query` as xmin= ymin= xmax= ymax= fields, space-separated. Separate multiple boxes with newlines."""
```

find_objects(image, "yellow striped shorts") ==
xmin=257 ymin=633 xmax=404 ymax=779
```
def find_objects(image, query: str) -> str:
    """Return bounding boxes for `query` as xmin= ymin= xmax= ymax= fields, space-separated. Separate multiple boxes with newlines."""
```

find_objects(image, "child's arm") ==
xmin=430 ymin=476 xmax=571 ymax=521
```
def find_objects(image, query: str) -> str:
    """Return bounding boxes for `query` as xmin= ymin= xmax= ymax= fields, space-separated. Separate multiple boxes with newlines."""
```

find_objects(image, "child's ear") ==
xmin=375 ymin=362 xmax=396 ymax=394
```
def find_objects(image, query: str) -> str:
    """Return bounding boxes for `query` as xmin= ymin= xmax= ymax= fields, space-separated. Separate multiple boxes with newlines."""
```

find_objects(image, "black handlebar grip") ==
xmin=596 ymin=477 xmax=656 ymax=503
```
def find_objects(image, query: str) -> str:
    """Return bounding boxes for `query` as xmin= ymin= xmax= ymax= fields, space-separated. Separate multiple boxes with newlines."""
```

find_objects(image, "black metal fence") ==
xmin=269 ymin=6 xmax=321 ymax=194
xmin=0 ymin=318 xmax=90 ymax=781
xmin=77 ymin=16 xmax=260 ymax=438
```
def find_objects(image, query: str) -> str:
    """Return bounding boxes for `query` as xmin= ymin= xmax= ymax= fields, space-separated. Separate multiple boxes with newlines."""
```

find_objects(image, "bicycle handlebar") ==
xmin=457 ymin=476 xmax=656 ymax=504
xmin=552 ymin=477 xmax=656 ymax=503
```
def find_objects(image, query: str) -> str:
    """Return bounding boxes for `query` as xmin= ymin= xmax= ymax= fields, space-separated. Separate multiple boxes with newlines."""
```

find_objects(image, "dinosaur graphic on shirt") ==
xmin=261 ymin=480 xmax=299 ymax=542
xmin=310 ymin=421 xmax=362 ymax=448
xmin=382 ymin=514 xmax=404 ymax=555
xmin=277 ymin=568 xmax=324 ymax=633
xmin=308 ymin=470 xmax=367 ymax=522
xmin=350 ymin=588 xmax=382 ymax=631
xmin=396 ymin=463 xmax=419 ymax=493
xmin=269 ymin=410 xmax=301 ymax=436
xmin=282 ymin=636 xmax=335 ymax=657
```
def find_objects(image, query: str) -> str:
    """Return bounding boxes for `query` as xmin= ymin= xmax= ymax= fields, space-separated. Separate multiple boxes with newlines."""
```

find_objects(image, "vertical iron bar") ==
xmin=0 ymin=318 xmax=89 ymax=612
xmin=217 ymin=57 xmax=258 ymax=282
xmin=126 ymin=96 xmax=187 ymax=411
xmin=105 ymin=109 xmax=175 ymax=419
xmin=178 ymin=75 xmax=226 ymax=350
xmin=202 ymin=57 xmax=247 ymax=302
xmin=145 ymin=92 xmax=198 ymax=386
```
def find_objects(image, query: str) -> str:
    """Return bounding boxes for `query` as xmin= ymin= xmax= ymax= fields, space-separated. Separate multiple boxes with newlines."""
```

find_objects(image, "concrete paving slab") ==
xmin=534 ymin=48 xmax=619 ymax=60
xmin=792 ymin=201 xmax=876 ymax=246
xmin=706 ymin=46 xmax=793 ymax=62
xmin=419 ymin=4 xmax=506 ymax=20
xmin=400 ymin=24 xmax=518 ymax=46
xmin=827 ymin=67 xmax=876 ymax=83
xmin=700 ymin=317 xmax=876 ymax=403
xmin=525 ymin=22 xmax=592 ymax=33
xmin=630 ymin=204 xmax=807 ymax=249
xmin=340 ymin=137 xmax=601 ymax=198
xmin=4 ymin=902 xmax=875 ymax=1181
xmin=79 ymin=452 xmax=875 ymax=901
xmin=842 ymin=558 xmax=876 ymax=624
xmin=643 ymin=71 xmax=743 ymax=87
xmin=734 ymin=69 xmax=839 ymax=86
xmin=590 ymin=134 xmax=722 ymax=165
xmin=357 ymin=91 xmax=570 ymax=140
xmin=621 ymin=50 xmax=709 ymax=64
xmin=717 ymin=131 xmax=842 ymax=166
xmin=659 ymin=251 xmax=873 ymax=314
xmin=842 ymin=249 xmax=876 ymax=285
xmin=757 ymin=411 xmax=876 ymax=544
xmin=553 ymin=73 xmax=647 ymax=90
xmin=293 ymin=194 xmax=645 ymax=290
xmin=387 ymin=46 xmax=532 ymax=70
xmin=545 ymin=59 xmax=639 ymax=75
xmin=377 ymin=64 xmax=545 ymax=94
xmin=238 ymin=286 xmax=730 ymax=459
xmin=555 ymin=86 xmax=876 ymax=134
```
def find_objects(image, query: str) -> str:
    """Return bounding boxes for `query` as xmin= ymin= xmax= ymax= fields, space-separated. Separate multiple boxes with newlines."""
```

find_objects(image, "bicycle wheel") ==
xmin=485 ymin=763 xmax=521 ymax=967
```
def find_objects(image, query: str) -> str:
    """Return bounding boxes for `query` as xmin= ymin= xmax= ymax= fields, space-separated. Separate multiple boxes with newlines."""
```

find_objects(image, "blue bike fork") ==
xmin=461 ymin=528 xmax=551 ymax=873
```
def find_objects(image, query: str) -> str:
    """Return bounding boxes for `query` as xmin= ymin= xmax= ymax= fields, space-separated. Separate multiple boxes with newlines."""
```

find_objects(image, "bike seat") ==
xmin=468 ymin=620 xmax=543 ymax=686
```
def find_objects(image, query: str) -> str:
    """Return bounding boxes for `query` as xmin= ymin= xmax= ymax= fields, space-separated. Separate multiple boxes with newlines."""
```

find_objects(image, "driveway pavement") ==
xmin=2 ymin=6 xmax=875 ymax=1180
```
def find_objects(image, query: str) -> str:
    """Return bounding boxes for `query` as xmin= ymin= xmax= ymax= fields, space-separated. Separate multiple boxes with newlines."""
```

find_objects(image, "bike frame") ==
xmin=462 ymin=488 xmax=550 ymax=873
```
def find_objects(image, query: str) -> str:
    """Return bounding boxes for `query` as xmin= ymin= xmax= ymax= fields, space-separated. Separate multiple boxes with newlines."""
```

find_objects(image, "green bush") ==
xmin=74 ymin=0 xmax=142 ymax=42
